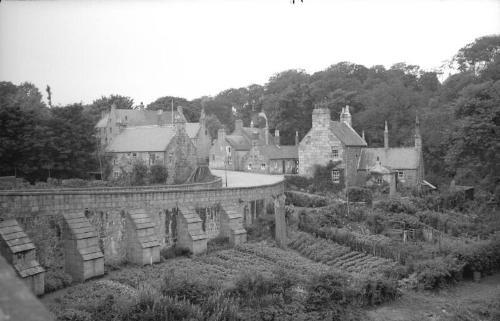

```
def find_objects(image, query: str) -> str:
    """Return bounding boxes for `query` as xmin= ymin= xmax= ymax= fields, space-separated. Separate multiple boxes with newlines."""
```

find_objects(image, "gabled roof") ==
xmin=359 ymin=147 xmax=419 ymax=170
xmin=330 ymin=121 xmax=367 ymax=146
xmin=254 ymin=145 xmax=298 ymax=160
xmin=225 ymin=135 xmax=251 ymax=150
xmin=95 ymin=109 xmax=186 ymax=128
xmin=185 ymin=123 xmax=201 ymax=139
xmin=106 ymin=126 xmax=177 ymax=152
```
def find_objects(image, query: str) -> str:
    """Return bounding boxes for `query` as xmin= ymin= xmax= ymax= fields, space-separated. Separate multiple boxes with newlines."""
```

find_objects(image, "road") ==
xmin=210 ymin=170 xmax=284 ymax=187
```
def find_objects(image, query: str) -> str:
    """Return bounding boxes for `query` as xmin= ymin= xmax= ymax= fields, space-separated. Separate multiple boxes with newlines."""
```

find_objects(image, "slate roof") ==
xmin=330 ymin=121 xmax=367 ymax=146
xmin=0 ymin=219 xmax=36 ymax=254
xmin=254 ymin=145 xmax=298 ymax=159
xmin=107 ymin=126 xmax=176 ymax=152
xmin=95 ymin=109 xmax=185 ymax=128
xmin=225 ymin=135 xmax=251 ymax=150
xmin=358 ymin=147 xmax=419 ymax=170
xmin=106 ymin=123 xmax=199 ymax=153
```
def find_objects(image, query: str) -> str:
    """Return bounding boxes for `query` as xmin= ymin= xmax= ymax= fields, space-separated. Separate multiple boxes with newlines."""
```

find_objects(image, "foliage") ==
xmin=149 ymin=164 xmax=168 ymax=184
xmin=207 ymin=236 xmax=231 ymax=252
xmin=284 ymin=175 xmax=312 ymax=191
xmin=160 ymin=245 xmax=192 ymax=260
xmin=374 ymin=198 xmax=417 ymax=214
xmin=284 ymin=190 xmax=327 ymax=207
xmin=45 ymin=268 xmax=73 ymax=293
xmin=347 ymin=187 xmax=373 ymax=205
xmin=56 ymin=309 xmax=92 ymax=321
xmin=412 ymin=256 xmax=465 ymax=290
xmin=130 ymin=162 xmax=148 ymax=186
xmin=311 ymin=161 xmax=344 ymax=193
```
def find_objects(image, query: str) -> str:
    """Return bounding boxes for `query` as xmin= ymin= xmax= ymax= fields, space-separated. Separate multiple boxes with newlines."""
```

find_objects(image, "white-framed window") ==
xmin=331 ymin=148 xmax=339 ymax=159
xmin=132 ymin=152 xmax=137 ymax=157
xmin=261 ymin=163 xmax=266 ymax=170
xmin=398 ymin=171 xmax=405 ymax=180
xmin=248 ymin=163 xmax=252 ymax=170
xmin=376 ymin=176 xmax=383 ymax=184
xmin=331 ymin=170 xmax=340 ymax=183
xmin=113 ymin=159 xmax=116 ymax=165
xmin=149 ymin=153 xmax=156 ymax=165
xmin=113 ymin=171 xmax=119 ymax=178
xmin=228 ymin=155 xmax=232 ymax=164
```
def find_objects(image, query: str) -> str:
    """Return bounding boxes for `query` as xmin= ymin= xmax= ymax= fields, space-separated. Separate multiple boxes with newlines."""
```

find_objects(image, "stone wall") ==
xmin=0 ymin=180 xmax=284 ymax=271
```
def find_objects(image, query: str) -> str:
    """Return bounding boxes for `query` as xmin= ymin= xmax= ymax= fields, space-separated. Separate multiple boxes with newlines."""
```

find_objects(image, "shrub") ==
xmin=149 ymin=164 xmax=168 ymax=184
xmin=160 ymin=245 xmax=192 ymax=260
xmin=61 ymin=179 xmax=88 ymax=187
xmin=45 ymin=268 xmax=73 ymax=293
xmin=56 ymin=309 xmax=92 ymax=321
xmin=305 ymin=272 xmax=353 ymax=311
xmin=412 ymin=256 xmax=464 ymax=290
xmin=207 ymin=236 xmax=230 ymax=252
xmin=374 ymin=198 xmax=417 ymax=214
xmin=311 ymin=161 xmax=344 ymax=193
xmin=348 ymin=187 xmax=373 ymax=205
xmin=352 ymin=276 xmax=400 ymax=306
xmin=131 ymin=162 xmax=148 ymax=186
xmin=285 ymin=191 xmax=327 ymax=208
xmin=161 ymin=273 xmax=219 ymax=306
xmin=284 ymin=175 xmax=312 ymax=191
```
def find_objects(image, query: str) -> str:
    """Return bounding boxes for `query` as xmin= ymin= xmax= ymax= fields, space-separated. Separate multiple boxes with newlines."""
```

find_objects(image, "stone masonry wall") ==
xmin=0 ymin=181 xmax=284 ymax=270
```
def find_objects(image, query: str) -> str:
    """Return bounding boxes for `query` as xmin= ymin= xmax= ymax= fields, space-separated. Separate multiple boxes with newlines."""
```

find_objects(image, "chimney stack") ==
xmin=274 ymin=129 xmax=280 ymax=146
xmin=415 ymin=114 xmax=422 ymax=151
xmin=340 ymin=105 xmax=352 ymax=127
xmin=295 ymin=131 xmax=299 ymax=146
xmin=384 ymin=121 xmax=389 ymax=149
xmin=235 ymin=119 xmax=243 ymax=131
xmin=217 ymin=128 xmax=226 ymax=142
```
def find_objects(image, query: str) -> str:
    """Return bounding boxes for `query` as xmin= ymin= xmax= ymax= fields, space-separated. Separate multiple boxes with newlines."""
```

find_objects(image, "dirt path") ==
xmin=367 ymin=274 xmax=500 ymax=321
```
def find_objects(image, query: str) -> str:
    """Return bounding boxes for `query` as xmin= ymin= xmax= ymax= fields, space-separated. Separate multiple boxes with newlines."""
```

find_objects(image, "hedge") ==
xmin=285 ymin=191 xmax=328 ymax=208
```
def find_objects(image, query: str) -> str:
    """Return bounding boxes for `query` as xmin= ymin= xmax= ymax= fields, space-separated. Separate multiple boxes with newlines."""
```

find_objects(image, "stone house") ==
xmin=357 ymin=118 xmax=424 ymax=188
xmin=242 ymin=130 xmax=299 ymax=174
xmin=106 ymin=111 xmax=198 ymax=184
xmin=209 ymin=119 xmax=299 ymax=174
xmin=299 ymin=103 xmax=366 ymax=185
xmin=96 ymin=104 xmax=211 ymax=163
xmin=298 ymin=102 xmax=425 ymax=189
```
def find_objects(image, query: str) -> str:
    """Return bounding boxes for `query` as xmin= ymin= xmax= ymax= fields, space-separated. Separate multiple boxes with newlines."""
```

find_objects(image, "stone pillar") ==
xmin=389 ymin=173 xmax=397 ymax=197
xmin=274 ymin=194 xmax=287 ymax=248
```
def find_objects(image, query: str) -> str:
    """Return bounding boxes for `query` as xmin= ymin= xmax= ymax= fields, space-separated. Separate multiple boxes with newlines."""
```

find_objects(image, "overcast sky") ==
xmin=0 ymin=0 xmax=499 ymax=106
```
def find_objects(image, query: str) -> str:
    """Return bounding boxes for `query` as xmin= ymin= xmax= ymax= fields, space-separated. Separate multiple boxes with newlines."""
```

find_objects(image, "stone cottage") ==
xmin=105 ymin=109 xmax=198 ymax=184
xmin=298 ymin=102 xmax=424 ymax=189
xmin=209 ymin=119 xmax=299 ymax=174
xmin=299 ymin=103 xmax=366 ymax=184
xmin=242 ymin=130 xmax=299 ymax=174
xmin=358 ymin=117 xmax=424 ymax=188
xmin=96 ymin=104 xmax=211 ymax=163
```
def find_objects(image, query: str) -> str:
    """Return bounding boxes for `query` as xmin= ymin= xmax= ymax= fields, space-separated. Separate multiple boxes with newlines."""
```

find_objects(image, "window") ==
xmin=331 ymin=170 xmax=340 ymax=183
xmin=376 ymin=176 xmax=383 ymax=184
xmin=212 ymin=154 xmax=215 ymax=161
xmin=248 ymin=163 xmax=252 ymax=170
xmin=113 ymin=171 xmax=119 ymax=178
xmin=205 ymin=129 xmax=208 ymax=135
xmin=132 ymin=152 xmax=137 ymax=157
xmin=331 ymin=148 xmax=339 ymax=159
xmin=113 ymin=159 xmax=116 ymax=165
xmin=125 ymin=116 xmax=128 ymax=121
xmin=252 ymin=141 xmax=257 ymax=147
xmin=305 ymin=136 xmax=311 ymax=144
xmin=261 ymin=163 xmax=266 ymax=170
xmin=109 ymin=127 xmax=112 ymax=133
xmin=228 ymin=155 xmax=232 ymax=164
xmin=149 ymin=153 xmax=156 ymax=165
xmin=398 ymin=171 xmax=405 ymax=180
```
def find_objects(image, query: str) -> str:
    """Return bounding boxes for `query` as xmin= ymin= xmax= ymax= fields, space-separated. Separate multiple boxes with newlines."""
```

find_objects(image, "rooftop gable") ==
xmin=330 ymin=121 xmax=367 ymax=147
xmin=359 ymin=147 xmax=419 ymax=170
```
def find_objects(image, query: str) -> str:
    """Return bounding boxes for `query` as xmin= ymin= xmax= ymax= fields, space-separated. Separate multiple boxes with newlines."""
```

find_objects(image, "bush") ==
xmin=56 ymin=309 xmax=92 ymax=321
xmin=285 ymin=191 xmax=327 ymax=208
xmin=412 ymin=256 xmax=464 ymax=290
xmin=161 ymin=273 xmax=219 ymax=306
xmin=131 ymin=162 xmax=148 ymax=186
xmin=160 ymin=245 xmax=192 ymax=260
xmin=348 ymin=187 xmax=373 ymax=205
xmin=352 ymin=276 xmax=400 ymax=306
xmin=61 ymin=179 xmax=88 ymax=187
xmin=311 ymin=161 xmax=344 ymax=193
xmin=374 ymin=198 xmax=417 ymax=214
xmin=150 ymin=164 xmax=168 ymax=184
xmin=45 ymin=268 xmax=73 ymax=293
xmin=285 ymin=175 xmax=312 ymax=191
xmin=207 ymin=236 xmax=230 ymax=252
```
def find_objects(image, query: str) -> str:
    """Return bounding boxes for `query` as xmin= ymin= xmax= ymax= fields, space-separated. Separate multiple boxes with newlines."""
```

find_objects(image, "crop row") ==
xmin=288 ymin=232 xmax=398 ymax=275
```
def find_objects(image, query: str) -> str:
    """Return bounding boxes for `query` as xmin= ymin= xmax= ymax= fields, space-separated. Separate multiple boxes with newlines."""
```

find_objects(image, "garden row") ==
xmin=288 ymin=231 xmax=399 ymax=277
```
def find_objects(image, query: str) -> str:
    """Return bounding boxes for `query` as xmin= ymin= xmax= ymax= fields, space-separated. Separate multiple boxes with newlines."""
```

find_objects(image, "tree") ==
xmin=131 ymin=162 xmax=148 ymax=186
xmin=204 ymin=114 xmax=224 ymax=140
xmin=85 ymin=94 xmax=134 ymax=123
xmin=150 ymin=164 xmax=168 ymax=184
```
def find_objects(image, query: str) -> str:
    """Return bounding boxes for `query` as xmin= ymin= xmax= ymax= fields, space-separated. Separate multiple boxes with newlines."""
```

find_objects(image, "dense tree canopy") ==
xmin=1 ymin=35 xmax=499 ymax=192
